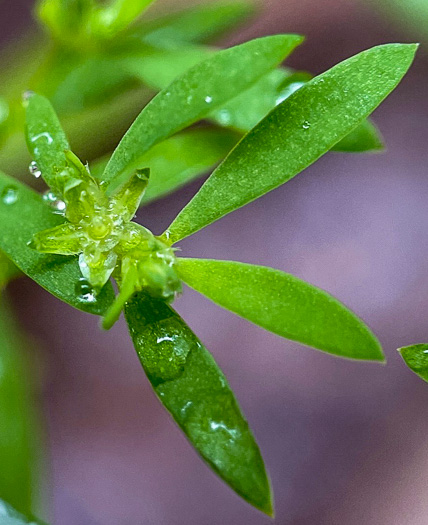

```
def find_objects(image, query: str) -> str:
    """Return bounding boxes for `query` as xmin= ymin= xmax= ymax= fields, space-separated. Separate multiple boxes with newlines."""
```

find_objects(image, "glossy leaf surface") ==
xmin=177 ymin=259 xmax=383 ymax=360
xmin=399 ymin=344 xmax=428 ymax=383
xmin=124 ymin=292 xmax=272 ymax=515
xmin=0 ymin=298 xmax=37 ymax=515
xmin=0 ymin=171 xmax=114 ymax=315
xmin=102 ymin=34 xmax=304 ymax=191
xmin=128 ymin=55 xmax=384 ymax=154
xmin=25 ymin=93 xmax=70 ymax=192
xmin=164 ymin=44 xmax=417 ymax=244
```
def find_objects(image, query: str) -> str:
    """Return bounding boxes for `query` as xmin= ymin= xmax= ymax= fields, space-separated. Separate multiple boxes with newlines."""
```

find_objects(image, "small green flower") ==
xmin=29 ymin=149 xmax=181 ymax=327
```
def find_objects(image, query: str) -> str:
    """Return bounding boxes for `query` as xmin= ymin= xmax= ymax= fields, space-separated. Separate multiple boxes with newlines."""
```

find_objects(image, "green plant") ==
xmin=0 ymin=0 xmax=418 ymax=521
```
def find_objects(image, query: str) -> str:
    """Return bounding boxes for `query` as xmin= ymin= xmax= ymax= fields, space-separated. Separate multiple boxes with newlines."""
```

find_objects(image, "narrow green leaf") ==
xmin=124 ymin=292 xmax=273 ymax=515
xmin=24 ymin=93 xmax=70 ymax=192
xmin=0 ymin=171 xmax=114 ymax=315
xmin=135 ymin=1 xmax=254 ymax=44
xmin=127 ymin=55 xmax=383 ymax=154
xmin=164 ymin=44 xmax=417 ymax=244
xmin=0 ymin=298 xmax=38 ymax=516
xmin=208 ymin=68 xmax=383 ymax=153
xmin=398 ymin=344 xmax=428 ymax=383
xmin=102 ymin=34 xmax=304 ymax=191
xmin=177 ymin=258 xmax=383 ymax=360
xmin=0 ymin=497 xmax=48 ymax=525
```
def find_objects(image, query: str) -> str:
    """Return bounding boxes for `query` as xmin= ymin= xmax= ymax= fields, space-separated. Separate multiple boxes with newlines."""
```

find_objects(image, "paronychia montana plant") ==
xmin=0 ymin=0 xmax=418 ymax=521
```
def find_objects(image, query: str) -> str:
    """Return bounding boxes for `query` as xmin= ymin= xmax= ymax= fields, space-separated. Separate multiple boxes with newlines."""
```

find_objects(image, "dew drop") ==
xmin=1 ymin=186 xmax=18 ymax=205
xmin=22 ymin=90 xmax=35 ymax=104
xmin=29 ymin=160 xmax=42 ymax=178
xmin=75 ymin=278 xmax=97 ymax=303
xmin=31 ymin=132 xmax=53 ymax=145
xmin=302 ymin=120 xmax=311 ymax=130
xmin=216 ymin=109 xmax=232 ymax=126
xmin=186 ymin=95 xmax=193 ymax=104
xmin=204 ymin=95 xmax=213 ymax=104
xmin=42 ymin=190 xmax=66 ymax=215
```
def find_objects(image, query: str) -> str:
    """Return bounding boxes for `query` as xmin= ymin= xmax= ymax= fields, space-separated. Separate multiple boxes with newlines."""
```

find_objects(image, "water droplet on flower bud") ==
xmin=29 ymin=161 xmax=42 ymax=178
xmin=43 ymin=191 xmax=66 ymax=215
xmin=1 ymin=186 xmax=18 ymax=205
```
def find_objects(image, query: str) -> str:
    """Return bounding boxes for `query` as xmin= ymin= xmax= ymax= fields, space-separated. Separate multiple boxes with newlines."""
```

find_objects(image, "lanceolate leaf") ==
xmin=0 ymin=298 xmax=37 ymax=516
xmin=124 ymin=292 xmax=273 ymax=515
xmin=398 ymin=344 xmax=428 ymax=383
xmin=25 ymin=92 xmax=70 ymax=191
xmin=177 ymin=259 xmax=383 ymax=360
xmin=164 ymin=44 xmax=417 ymax=244
xmin=136 ymin=1 xmax=254 ymax=45
xmin=0 ymin=171 xmax=114 ymax=315
xmin=102 ymin=34 xmax=304 ymax=191
xmin=127 ymin=54 xmax=384 ymax=154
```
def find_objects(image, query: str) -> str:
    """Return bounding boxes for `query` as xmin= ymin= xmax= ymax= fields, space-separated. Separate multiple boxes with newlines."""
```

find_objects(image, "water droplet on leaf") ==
xmin=205 ymin=96 xmax=213 ymax=104
xmin=31 ymin=131 xmax=53 ymax=145
xmin=29 ymin=161 xmax=42 ymax=178
xmin=302 ymin=120 xmax=311 ymax=130
xmin=43 ymin=191 xmax=66 ymax=214
xmin=1 ymin=186 xmax=18 ymax=205
xmin=75 ymin=278 xmax=97 ymax=303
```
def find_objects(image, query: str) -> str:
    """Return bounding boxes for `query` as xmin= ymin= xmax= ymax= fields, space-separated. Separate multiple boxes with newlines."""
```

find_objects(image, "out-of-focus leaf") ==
xmin=24 ymin=93 xmax=70 ymax=192
xmin=0 ymin=171 xmax=114 ymax=315
xmin=0 ymin=252 xmax=21 ymax=289
xmin=92 ymin=128 xmax=240 ymax=204
xmin=90 ymin=0 xmax=156 ymax=37
xmin=44 ymin=55 xmax=137 ymax=114
xmin=0 ymin=298 xmax=37 ymax=516
xmin=102 ymin=34 xmax=304 ymax=191
xmin=36 ymin=0 xmax=96 ymax=45
xmin=135 ymin=1 xmax=254 ymax=44
xmin=177 ymin=259 xmax=383 ymax=360
xmin=399 ymin=344 xmax=428 ymax=383
xmin=373 ymin=0 xmax=428 ymax=42
xmin=124 ymin=292 xmax=273 ymax=515
xmin=121 ymin=45 xmax=211 ymax=90
xmin=0 ymin=497 xmax=47 ymax=525
xmin=164 ymin=44 xmax=417 ymax=244
xmin=332 ymin=119 xmax=384 ymax=152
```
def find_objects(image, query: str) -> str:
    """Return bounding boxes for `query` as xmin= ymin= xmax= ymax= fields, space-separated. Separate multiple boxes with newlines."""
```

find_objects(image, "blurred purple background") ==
xmin=3 ymin=1 xmax=428 ymax=524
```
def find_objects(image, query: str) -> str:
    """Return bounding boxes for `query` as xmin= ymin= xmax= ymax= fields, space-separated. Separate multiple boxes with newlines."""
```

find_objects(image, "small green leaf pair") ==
xmin=0 ymin=35 xmax=417 ymax=514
